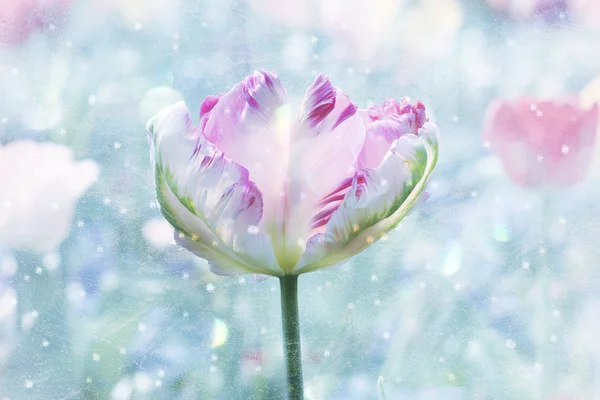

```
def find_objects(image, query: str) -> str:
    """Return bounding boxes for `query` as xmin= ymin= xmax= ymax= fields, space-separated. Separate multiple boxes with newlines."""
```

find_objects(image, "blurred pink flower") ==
xmin=0 ymin=141 xmax=99 ymax=252
xmin=0 ymin=0 xmax=72 ymax=46
xmin=483 ymin=97 xmax=599 ymax=188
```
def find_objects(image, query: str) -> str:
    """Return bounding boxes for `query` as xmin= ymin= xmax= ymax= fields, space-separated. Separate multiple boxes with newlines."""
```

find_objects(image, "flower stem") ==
xmin=279 ymin=275 xmax=304 ymax=400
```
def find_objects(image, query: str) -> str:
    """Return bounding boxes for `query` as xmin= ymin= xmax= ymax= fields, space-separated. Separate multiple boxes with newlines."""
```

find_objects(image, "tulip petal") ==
xmin=201 ymin=70 xmax=288 ymax=204
xmin=270 ymin=75 xmax=365 ymax=270
xmin=357 ymin=99 xmax=427 ymax=169
xmin=293 ymin=122 xmax=439 ymax=274
xmin=147 ymin=102 xmax=282 ymax=276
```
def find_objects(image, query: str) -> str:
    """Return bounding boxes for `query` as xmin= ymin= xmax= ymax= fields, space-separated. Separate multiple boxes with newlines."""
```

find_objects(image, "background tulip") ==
xmin=0 ymin=141 xmax=99 ymax=253
xmin=483 ymin=97 xmax=599 ymax=188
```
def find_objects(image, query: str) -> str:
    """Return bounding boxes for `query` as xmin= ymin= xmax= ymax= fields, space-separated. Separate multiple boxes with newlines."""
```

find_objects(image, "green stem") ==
xmin=279 ymin=275 xmax=304 ymax=400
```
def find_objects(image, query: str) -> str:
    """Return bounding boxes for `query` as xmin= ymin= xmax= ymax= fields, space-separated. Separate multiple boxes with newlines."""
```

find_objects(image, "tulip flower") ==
xmin=146 ymin=70 xmax=439 ymax=399
xmin=483 ymin=97 xmax=599 ymax=188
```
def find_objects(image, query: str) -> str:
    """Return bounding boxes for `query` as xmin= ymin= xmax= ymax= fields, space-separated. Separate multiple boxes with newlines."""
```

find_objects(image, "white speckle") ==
xmin=537 ymin=155 xmax=544 ymax=162
xmin=454 ymin=283 xmax=462 ymax=291
xmin=155 ymin=380 xmax=163 ymax=388
xmin=452 ymin=115 xmax=459 ymax=122
xmin=120 ymin=348 xmax=126 ymax=355
xmin=86 ymin=377 xmax=93 ymax=383
xmin=238 ymin=277 xmax=246 ymax=284
xmin=211 ymin=354 xmax=218 ymax=362
xmin=470 ymin=191 xmax=477 ymax=198
xmin=92 ymin=353 xmax=101 ymax=361
xmin=310 ymin=35 xmax=318 ymax=44
xmin=24 ymin=275 xmax=30 ymax=282
xmin=260 ymin=328 xmax=267 ymax=334
xmin=183 ymin=312 xmax=189 ymax=318
xmin=371 ymin=274 xmax=378 ymax=281
xmin=31 ymin=310 xmax=39 ymax=318
xmin=539 ymin=247 xmax=546 ymax=255
xmin=209 ymin=365 xmax=217 ymax=373
xmin=114 ymin=142 xmax=121 ymax=149
xmin=206 ymin=283 xmax=215 ymax=292
xmin=364 ymin=67 xmax=371 ymax=74
xmin=59 ymin=129 xmax=67 ymax=136
xmin=419 ymin=282 xmax=426 ymax=289
xmin=119 ymin=208 xmax=127 ymax=215
xmin=182 ymin=273 xmax=189 ymax=280
xmin=173 ymin=43 xmax=179 ymax=51
xmin=247 ymin=225 xmax=260 ymax=234
xmin=158 ymin=369 xmax=165 ymax=377
xmin=438 ymin=357 xmax=445 ymax=363
xmin=212 ymin=240 xmax=219 ymax=247
xmin=383 ymin=332 xmax=391 ymax=340
xmin=96 ymin=246 xmax=104 ymax=253
xmin=25 ymin=380 xmax=33 ymax=388
xmin=530 ymin=104 xmax=538 ymax=111
xmin=534 ymin=362 xmax=543 ymax=371
xmin=76 ymin=220 xmax=84 ymax=228
xmin=42 ymin=339 xmax=49 ymax=347
xmin=505 ymin=339 xmax=516 ymax=349
xmin=374 ymin=299 xmax=381 ymax=306
xmin=43 ymin=253 xmax=60 ymax=270
xmin=380 ymin=179 xmax=388 ymax=187
xmin=536 ymin=110 xmax=543 ymax=117
xmin=561 ymin=145 xmax=569 ymax=154
xmin=522 ymin=261 xmax=530 ymax=270
xmin=138 ymin=323 xmax=146 ymax=332
xmin=103 ymin=197 xmax=111 ymax=205
xmin=323 ymin=350 xmax=330 ymax=357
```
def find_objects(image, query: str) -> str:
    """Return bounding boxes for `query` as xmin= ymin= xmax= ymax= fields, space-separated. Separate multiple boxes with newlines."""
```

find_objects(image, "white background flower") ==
xmin=0 ymin=141 xmax=99 ymax=253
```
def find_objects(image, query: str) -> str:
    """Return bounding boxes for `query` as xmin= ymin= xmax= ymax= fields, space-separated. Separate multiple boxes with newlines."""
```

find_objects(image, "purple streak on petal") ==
xmin=331 ymin=102 xmax=358 ymax=130
xmin=321 ymin=174 xmax=367 ymax=204
xmin=240 ymin=71 xmax=287 ymax=122
xmin=311 ymin=172 xmax=369 ymax=229
xmin=200 ymin=95 xmax=222 ymax=118
xmin=301 ymin=74 xmax=337 ymax=129
xmin=311 ymin=206 xmax=338 ymax=229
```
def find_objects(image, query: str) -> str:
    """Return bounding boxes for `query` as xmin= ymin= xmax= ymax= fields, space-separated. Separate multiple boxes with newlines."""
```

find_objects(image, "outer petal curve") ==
xmin=292 ymin=122 xmax=440 ymax=274
xmin=147 ymin=102 xmax=282 ymax=276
